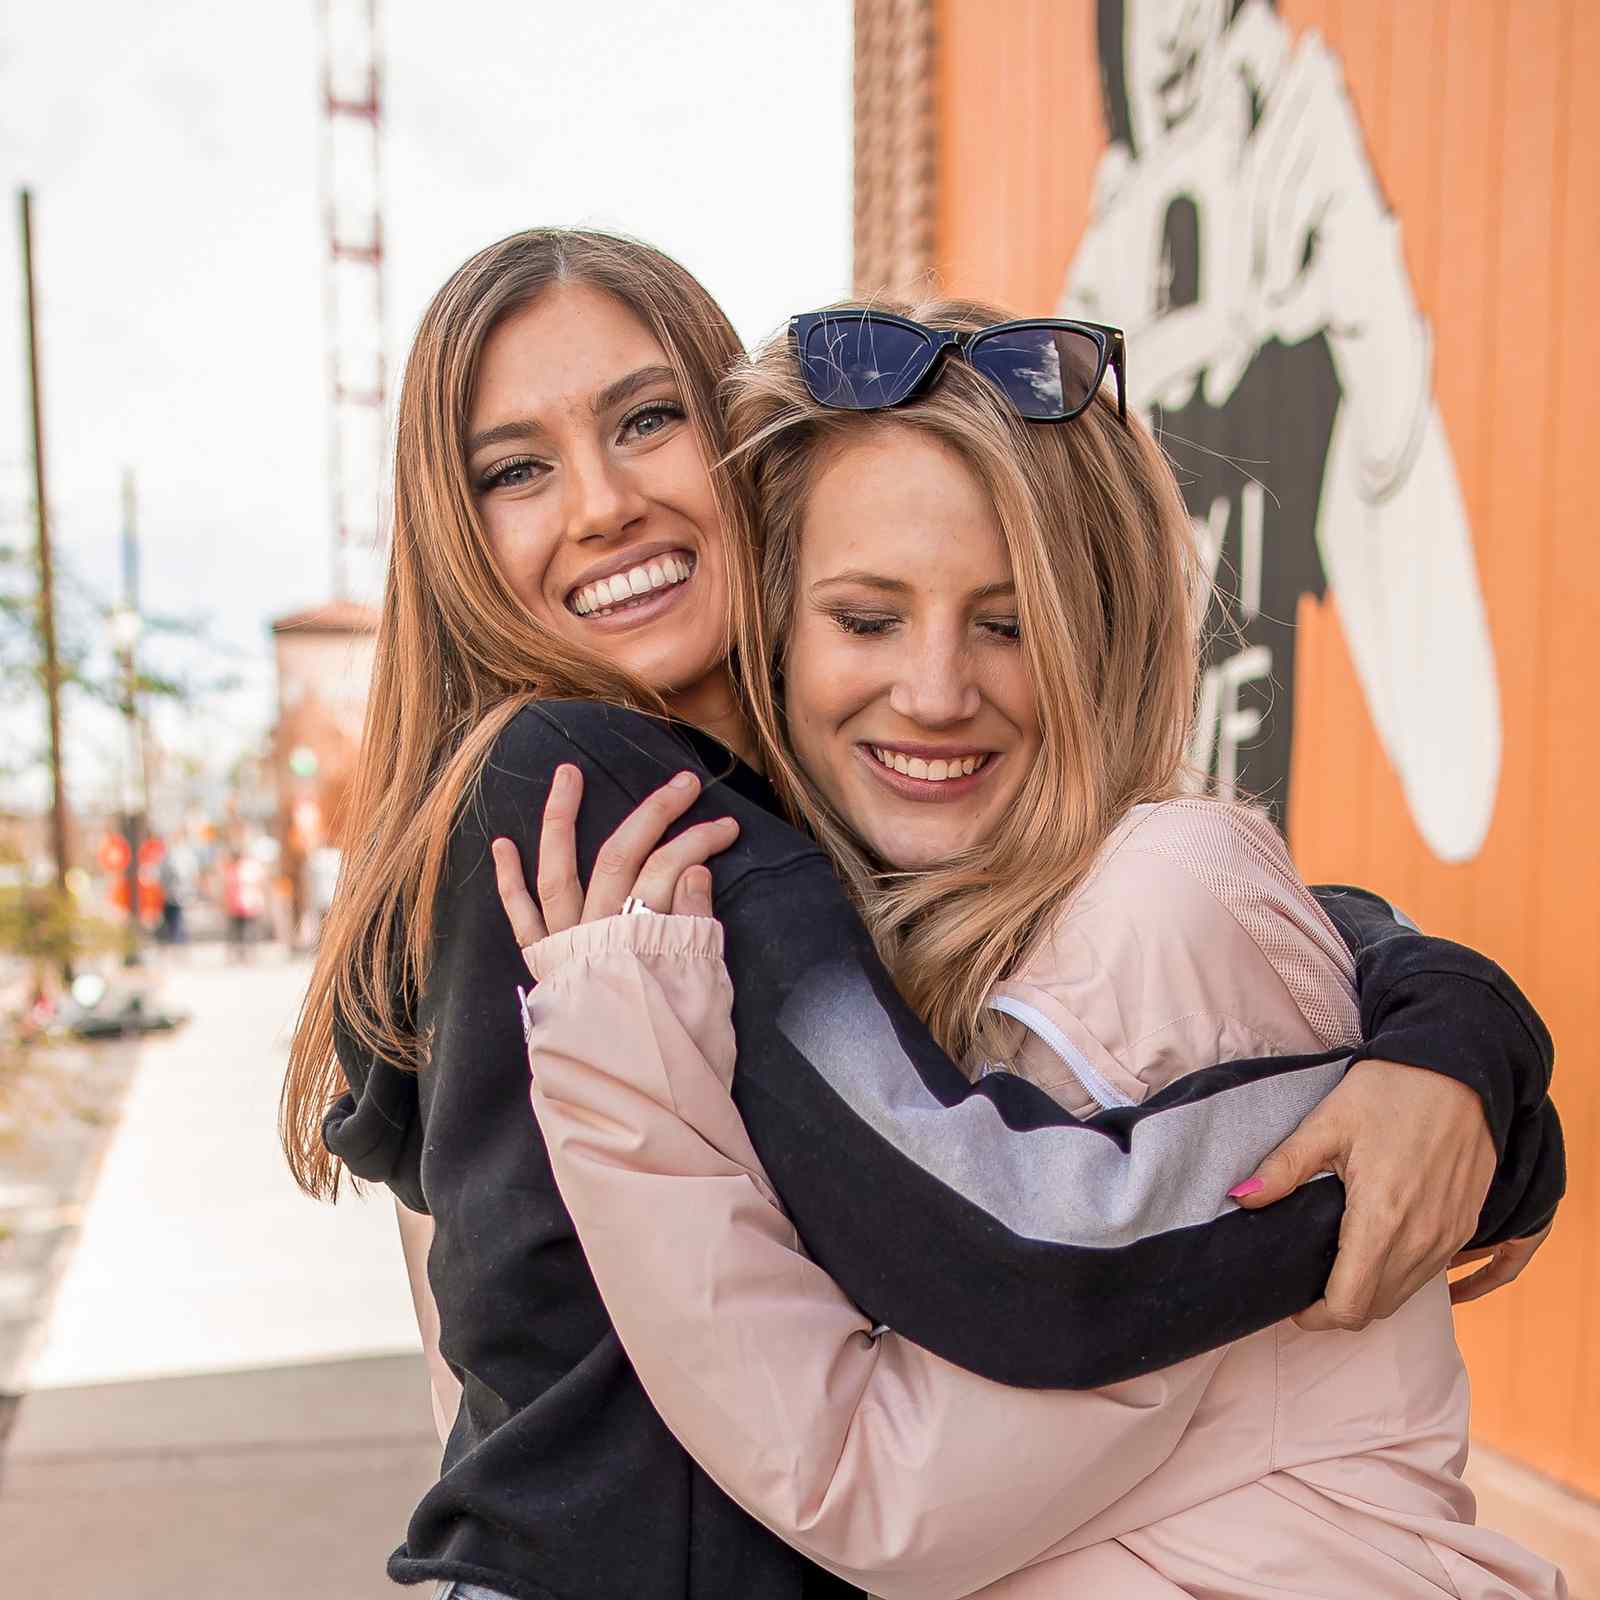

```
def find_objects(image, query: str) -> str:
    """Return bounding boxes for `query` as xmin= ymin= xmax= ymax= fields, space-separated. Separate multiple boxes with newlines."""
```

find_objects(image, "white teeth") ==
xmin=572 ymin=554 xmax=694 ymax=617
xmin=870 ymin=747 xmax=987 ymax=782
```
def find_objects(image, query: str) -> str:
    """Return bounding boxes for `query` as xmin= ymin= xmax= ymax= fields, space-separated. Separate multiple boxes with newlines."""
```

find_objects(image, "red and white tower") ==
xmin=319 ymin=0 xmax=387 ymax=600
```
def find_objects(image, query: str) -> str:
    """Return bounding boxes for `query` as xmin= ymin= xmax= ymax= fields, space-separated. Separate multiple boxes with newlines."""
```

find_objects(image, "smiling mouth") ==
xmin=569 ymin=551 xmax=696 ymax=618
xmin=867 ymin=746 xmax=992 ymax=783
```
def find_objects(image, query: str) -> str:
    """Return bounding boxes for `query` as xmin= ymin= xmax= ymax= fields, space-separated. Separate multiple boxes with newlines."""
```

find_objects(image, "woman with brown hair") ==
xmin=494 ymin=298 xmax=1563 ymax=1597
xmin=282 ymin=234 xmax=1556 ymax=1600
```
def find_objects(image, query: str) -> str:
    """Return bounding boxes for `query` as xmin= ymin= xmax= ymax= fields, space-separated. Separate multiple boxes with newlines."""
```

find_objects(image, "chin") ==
xmin=623 ymin=636 xmax=722 ymax=695
xmin=868 ymin=830 xmax=975 ymax=873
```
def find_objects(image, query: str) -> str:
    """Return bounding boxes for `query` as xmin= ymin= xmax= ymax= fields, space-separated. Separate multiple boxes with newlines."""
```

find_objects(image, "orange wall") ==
xmin=931 ymin=0 xmax=1599 ymax=1493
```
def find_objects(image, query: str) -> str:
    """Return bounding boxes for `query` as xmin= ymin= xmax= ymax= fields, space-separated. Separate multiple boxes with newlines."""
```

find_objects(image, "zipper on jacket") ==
xmin=985 ymin=995 xmax=1139 ymax=1111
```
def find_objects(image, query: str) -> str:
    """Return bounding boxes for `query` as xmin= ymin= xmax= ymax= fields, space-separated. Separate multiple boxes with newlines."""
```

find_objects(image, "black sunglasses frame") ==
xmin=787 ymin=309 xmax=1128 ymax=425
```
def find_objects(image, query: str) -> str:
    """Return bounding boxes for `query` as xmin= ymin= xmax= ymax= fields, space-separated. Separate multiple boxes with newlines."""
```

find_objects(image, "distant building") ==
xmin=269 ymin=601 xmax=379 ymax=923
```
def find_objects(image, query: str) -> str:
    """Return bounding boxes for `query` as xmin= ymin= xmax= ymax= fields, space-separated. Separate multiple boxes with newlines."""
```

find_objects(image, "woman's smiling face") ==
xmin=466 ymin=281 xmax=732 ymax=703
xmin=783 ymin=429 xmax=1042 ymax=871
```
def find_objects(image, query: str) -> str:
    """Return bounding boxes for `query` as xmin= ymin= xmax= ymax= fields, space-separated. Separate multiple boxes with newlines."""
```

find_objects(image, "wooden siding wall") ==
xmin=930 ymin=0 xmax=1599 ymax=1494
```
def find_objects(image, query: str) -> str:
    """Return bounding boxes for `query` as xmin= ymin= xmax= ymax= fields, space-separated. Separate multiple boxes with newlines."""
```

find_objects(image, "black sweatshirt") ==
xmin=326 ymin=702 xmax=1563 ymax=1600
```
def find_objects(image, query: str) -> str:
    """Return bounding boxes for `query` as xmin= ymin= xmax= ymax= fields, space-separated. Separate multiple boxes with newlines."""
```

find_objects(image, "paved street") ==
xmin=0 ymin=946 xmax=439 ymax=1597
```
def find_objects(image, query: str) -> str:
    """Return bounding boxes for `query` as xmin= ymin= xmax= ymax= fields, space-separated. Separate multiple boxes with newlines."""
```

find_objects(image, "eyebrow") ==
xmin=812 ymin=571 xmax=1017 ymax=602
xmin=592 ymin=363 xmax=678 ymax=418
xmin=464 ymin=364 xmax=680 ymax=458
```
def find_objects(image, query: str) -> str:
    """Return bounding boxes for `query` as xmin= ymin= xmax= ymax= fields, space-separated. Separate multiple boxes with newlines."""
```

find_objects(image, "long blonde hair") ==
xmin=724 ymin=297 xmax=1200 ymax=1062
xmin=282 ymin=229 xmax=751 ymax=1199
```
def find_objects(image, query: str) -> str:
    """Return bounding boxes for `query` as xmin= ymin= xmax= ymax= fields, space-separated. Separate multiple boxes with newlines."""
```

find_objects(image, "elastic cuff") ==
xmin=524 ymin=912 xmax=724 ymax=981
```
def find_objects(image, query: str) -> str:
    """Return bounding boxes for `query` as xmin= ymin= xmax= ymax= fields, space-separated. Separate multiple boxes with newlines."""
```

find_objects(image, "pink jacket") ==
xmin=520 ymin=799 xmax=1565 ymax=1599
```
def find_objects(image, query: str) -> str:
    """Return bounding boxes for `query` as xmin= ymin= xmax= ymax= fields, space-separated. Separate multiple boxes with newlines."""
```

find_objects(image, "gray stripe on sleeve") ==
xmin=777 ymin=962 xmax=1345 ymax=1249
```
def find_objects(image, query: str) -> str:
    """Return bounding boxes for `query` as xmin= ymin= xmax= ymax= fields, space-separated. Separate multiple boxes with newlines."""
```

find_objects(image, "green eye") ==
xmin=479 ymin=455 xmax=541 ymax=492
xmin=621 ymin=400 xmax=684 ymax=441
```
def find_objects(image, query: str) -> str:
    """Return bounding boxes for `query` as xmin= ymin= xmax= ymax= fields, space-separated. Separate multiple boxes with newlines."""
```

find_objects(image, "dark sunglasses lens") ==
xmin=969 ymin=326 xmax=1103 ymax=419
xmin=799 ymin=316 xmax=934 ymax=410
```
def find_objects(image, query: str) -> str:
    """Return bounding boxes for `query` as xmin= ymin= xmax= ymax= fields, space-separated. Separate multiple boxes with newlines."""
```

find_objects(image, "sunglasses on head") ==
xmin=788 ymin=309 xmax=1127 ymax=425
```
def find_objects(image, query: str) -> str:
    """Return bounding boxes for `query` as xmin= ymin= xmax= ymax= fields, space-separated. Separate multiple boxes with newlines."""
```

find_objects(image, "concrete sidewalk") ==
xmin=0 ymin=1352 xmax=439 ymax=1598
xmin=21 ymin=947 xmax=422 ymax=1391
xmin=1 ymin=947 xmax=438 ymax=1595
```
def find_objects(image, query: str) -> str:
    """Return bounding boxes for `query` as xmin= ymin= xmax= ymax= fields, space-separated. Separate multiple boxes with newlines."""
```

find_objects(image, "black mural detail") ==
xmin=1064 ymin=0 xmax=1500 ymax=860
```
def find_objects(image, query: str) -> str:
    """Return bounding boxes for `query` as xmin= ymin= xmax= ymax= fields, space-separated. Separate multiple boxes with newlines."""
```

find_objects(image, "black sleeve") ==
xmin=324 ymin=1022 xmax=428 ymax=1214
xmin=1312 ymin=884 xmax=1565 ymax=1245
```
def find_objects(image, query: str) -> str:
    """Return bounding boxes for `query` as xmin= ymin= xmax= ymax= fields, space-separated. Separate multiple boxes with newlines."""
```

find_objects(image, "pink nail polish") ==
xmin=1228 ymin=1177 xmax=1265 ymax=1199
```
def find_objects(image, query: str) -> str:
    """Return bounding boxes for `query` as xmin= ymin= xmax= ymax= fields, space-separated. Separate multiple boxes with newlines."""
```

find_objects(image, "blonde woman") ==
xmin=492 ymin=301 xmax=1564 ymax=1597
xmin=283 ymin=232 xmax=1555 ymax=1600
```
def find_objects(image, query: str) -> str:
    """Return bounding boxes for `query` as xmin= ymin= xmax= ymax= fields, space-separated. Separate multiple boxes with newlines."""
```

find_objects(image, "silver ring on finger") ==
xmin=619 ymin=895 xmax=655 ymax=917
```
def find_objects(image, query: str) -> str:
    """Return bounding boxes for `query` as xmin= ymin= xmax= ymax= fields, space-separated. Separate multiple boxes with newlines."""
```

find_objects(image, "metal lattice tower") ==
xmin=319 ymin=0 xmax=386 ymax=600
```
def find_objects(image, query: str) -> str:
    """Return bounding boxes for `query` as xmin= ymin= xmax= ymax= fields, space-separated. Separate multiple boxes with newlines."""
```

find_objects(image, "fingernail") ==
xmin=671 ymin=771 xmax=699 ymax=790
xmin=1228 ymin=1177 xmax=1265 ymax=1199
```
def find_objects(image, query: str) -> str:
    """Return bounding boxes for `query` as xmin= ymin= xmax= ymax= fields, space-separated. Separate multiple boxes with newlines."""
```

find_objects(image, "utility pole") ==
xmin=19 ymin=190 xmax=70 ymax=902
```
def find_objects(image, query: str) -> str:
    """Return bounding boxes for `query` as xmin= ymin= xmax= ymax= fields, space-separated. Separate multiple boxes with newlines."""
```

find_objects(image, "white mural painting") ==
xmin=1062 ymin=0 xmax=1500 ymax=860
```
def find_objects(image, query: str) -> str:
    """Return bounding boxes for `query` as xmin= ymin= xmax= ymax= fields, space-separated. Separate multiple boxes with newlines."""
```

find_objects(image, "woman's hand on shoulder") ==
xmin=1229 ymin=1058 xmax=1548 ymax=1329
xmin=1446 ymin=1221 xmax=1553 ymax=1306
xmin=491 ymin=763 xmax=734 ymax=949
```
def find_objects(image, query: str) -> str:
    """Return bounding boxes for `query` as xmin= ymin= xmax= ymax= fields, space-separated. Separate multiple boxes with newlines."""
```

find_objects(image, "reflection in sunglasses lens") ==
xmin=971 ymin=327 xmax=1100 ymax=418
xmin=805 ymin=318 xmax=932 ymax=410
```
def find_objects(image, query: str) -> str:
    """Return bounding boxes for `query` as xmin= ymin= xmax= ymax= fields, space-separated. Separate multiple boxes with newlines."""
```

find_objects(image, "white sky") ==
xmin=0 ymin=1 xmax=853 ymax=812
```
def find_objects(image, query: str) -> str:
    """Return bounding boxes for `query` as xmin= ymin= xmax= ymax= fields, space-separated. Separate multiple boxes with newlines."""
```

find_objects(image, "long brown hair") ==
xmin=282 ymin=229 xmax=750 ymax=1199
xmin=723 ymin=297 xmax=1201 ymax=1062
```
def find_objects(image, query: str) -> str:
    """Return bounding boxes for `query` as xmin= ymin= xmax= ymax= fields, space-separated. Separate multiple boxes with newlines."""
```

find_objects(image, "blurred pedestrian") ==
xmin=220 ymin=846 xmax=265 ymax=962
xmin=157 ymin=839 xmax=195 ymax=944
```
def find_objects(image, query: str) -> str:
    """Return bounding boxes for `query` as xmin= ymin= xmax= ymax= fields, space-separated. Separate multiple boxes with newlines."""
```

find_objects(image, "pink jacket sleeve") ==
xmin=522 ymin=914 xmax=1224 ymax=1600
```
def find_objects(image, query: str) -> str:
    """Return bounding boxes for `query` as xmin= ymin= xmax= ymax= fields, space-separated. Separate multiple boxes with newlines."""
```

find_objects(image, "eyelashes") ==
xmin=828 ymin=611 xmax=897 ymax=637
xmin=477 ymin=455 xmax=540 ymax=492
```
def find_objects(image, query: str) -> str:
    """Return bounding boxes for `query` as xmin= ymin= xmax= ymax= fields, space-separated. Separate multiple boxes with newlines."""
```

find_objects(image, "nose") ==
xmin=564 ymin=444 xmax=648 ymax=545
xmin=887 ymin=632 xmax=982 ymax=727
